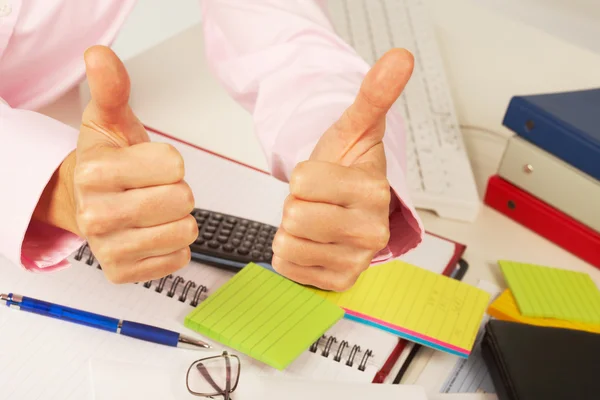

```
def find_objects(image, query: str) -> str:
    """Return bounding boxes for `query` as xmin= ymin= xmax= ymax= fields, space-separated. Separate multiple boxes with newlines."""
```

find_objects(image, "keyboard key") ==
xmin=237 ymin=226 xmax=247 ymax=233
xmin=251 ymin=222 xmax=260 ymax=229
xmin=234 ymin=232 xmax=244 ymax=239
xmin=205 ymin=226 xmax=217 ymax=233
xmin=226 ymin=217 xmax=237 ymax=224
xmin=249 ymin=228 xmax=258 ymax=235
xmin=223 ymin=223 xmax=234 ymax=230
xmin=208 ymin=219 xmax=219 ymax=227
xmin=263 ymin=250 xmax=273 ymax=259
xmin=232 ymin=239 xmax=241 ymax=246
xmin=251 ymin=251 xmax=262 ymax=259
xmin=194 ymin=238 xmax=204 ymax=245
xmin=220 ymin=229 xmax=231 ymax=236
xmin=223 ymin=244 xmax=234 ymax=252
xmin=254 ymin=244 xmax=264 ymax=251
xmin=246 ymin=235 xmax=255 ymax=242
xmin=259 ymin=231 xmax=268 ymax=238
xmin=199 ymin=210 xmax=209 ymax=218
xmin=242 ymin=240 xmax=253 ymax=248
xmin=213 ymin=214 xmax=223 ymax=221
xmin=208 ymin=240 xmax=220 ymax=249
xmin=217 ymin=235 xmax=229 ymax=243
xmin=257 ymin=237 xmax=266 ymax=244
xmin=237 ymin=247 xmax=250 ymax=255
xmin=240 ymin=220 xmax=249 ymax=226
xmin=202 ymin=232 xmax=213 ymax=240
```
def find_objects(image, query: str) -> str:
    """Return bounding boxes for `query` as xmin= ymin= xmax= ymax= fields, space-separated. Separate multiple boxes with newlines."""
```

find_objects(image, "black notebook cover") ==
xmin=481 ymin=320 xmax=600 ymax=400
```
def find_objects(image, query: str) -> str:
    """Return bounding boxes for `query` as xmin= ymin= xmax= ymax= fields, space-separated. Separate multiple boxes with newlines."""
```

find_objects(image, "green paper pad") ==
xmin=184 ymin=263 xmax=344 ymax=370
xmin=499 ymin=260 xmax=600 ymax=324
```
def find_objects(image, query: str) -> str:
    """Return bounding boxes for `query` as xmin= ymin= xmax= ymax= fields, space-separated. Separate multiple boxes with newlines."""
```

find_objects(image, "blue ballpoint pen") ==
xmin=0 ymin=292 xmax=211 ymax=350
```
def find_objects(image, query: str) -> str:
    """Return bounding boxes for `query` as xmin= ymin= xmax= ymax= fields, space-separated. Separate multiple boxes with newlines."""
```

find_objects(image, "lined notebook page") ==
xmin=0 ymin=255 xmax=388 ymax=399
xmin=0 ymin=255 xmax=211 ymax=400
xmin=309 ymin=261 xmax=490 ymax=357
xmin=184 ymin=263 xmax=344 ymax=370
xmin=499 ymin=260 xmax=600 ymax=324
xmin=488 ymin=289 xmax=600 ymax=334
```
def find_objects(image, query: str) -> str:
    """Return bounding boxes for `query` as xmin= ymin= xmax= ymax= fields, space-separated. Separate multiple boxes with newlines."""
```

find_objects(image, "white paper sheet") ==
xmin=90 ymin=357 xmax=430 ymax=400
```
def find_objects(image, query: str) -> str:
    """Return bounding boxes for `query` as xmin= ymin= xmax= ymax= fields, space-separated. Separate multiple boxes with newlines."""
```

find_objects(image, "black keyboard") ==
xmin=189 ymin=208 xmax=276 ymax=271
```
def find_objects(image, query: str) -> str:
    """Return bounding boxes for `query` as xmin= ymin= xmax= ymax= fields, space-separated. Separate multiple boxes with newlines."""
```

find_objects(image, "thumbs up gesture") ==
xmin=272 ymin=49 xmax=414 ymax=291
xmin=74 ymin=46 xmax=197 ymax=283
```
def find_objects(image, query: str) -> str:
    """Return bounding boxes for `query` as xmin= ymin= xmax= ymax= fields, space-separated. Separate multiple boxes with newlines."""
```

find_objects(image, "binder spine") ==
xmin=309 ymin=335 xmax=374 ymax=372
xmin=73 ymin=244 xmax=209 ymax=306
xmin=484 ymin=175 xmax=600 ymax=269
xmin=503 ymin=96 xmax=600 ymax=181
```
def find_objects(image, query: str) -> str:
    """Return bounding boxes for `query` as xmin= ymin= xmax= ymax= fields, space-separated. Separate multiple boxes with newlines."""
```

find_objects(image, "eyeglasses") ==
xmin=186 ymin=351 xmax=241 ymax=399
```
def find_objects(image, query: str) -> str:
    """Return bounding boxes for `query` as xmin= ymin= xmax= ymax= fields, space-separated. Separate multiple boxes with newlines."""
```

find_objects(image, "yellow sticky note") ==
xmin=309 ymin=261 xmax=490 ymax=357
xmin=499 ymin=260 xmax=600 ymax=324
xmin=488 ymin=289 xmax=600 ymax=334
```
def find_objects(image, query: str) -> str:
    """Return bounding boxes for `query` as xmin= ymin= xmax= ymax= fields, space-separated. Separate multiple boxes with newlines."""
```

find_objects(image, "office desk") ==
xmin=39 ymin=0 xmax=600 ymax=392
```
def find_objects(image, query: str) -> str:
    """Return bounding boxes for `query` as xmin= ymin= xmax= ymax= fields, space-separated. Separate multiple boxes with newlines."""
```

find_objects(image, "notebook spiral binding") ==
xmin=309 ymin=335 xmax=374 ymax=372
xmin=73 ymin=244 xmax=208 ymax=307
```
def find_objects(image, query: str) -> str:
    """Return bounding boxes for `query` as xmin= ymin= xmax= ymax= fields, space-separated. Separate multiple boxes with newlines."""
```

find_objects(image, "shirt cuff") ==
xmin=0 ymin=104 xmax=82 ymax=271
xmin=21 ymin=221 xmax=84 ymax=272
xmin=371 ymin=158 xmax=424 ymax=263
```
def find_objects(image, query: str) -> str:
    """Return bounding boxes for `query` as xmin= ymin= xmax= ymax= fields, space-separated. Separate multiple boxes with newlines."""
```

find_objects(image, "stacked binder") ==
xmin=484 ymin=88 xmax=600 ymax=269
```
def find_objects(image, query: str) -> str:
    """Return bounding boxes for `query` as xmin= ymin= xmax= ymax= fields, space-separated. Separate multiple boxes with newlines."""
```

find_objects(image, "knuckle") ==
xmin=182 ymin=247 xmax=192 ymax=265
xmin=104 ymin=270 xmax=127 ymax=284
xmin=289 ymin=161 xmax=311 ymax=195
xmin=170 ymin=247 xmax=192 ymax=271
xmin=281 ymin=197 xmax=302 ymax=234
xmin=93 ymin=245 xmax=118 ymax=269
xmin=349 ymin=258 xmax=367 ymax=275
xmin=271 ymin=255 xmax=284 ymax=272
xmin=327 ymin=275 xmax=356 ymax=292
xmin=100 ymin=259 xmax=127 ymax=284
xmin=181 ymin=214 xmax=199 ymax=244
xmin=270 ymin=229 xmax=288 ymax=256
xmin=74 ymin=161 xmax=106 ymax=188
xmin=369 ymin=178 xmax=391 ymax=206
xmin=77 ymin=208 xmax=107 ymax=236
xmin=370 ymin=223 xmax=390 ymax=250
xmin=161 ymin=143 xmax=185 ymax=181
xmin=179 ymin=182 xmax=195 ymax=213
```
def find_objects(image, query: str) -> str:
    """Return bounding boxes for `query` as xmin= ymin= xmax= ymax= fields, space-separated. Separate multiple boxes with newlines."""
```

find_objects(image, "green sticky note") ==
xmin=184 ymin=263 xmax=344 ymax=370
xmin=499 ymin=260 xmax=600 ymax=324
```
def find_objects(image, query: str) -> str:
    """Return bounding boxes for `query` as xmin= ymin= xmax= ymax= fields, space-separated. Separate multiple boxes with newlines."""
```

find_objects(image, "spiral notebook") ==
xmin=0 ymin=131 xmax=465 ymax=398
xmin=85 ymin=130 xmax=466 ymax=373
xmin=71 ymin=238 xmax=452 ymax=381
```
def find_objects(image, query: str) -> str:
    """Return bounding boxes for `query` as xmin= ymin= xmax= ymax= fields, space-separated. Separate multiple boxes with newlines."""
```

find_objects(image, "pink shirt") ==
xmin=0 ymin=0 xmax=423 ymax=272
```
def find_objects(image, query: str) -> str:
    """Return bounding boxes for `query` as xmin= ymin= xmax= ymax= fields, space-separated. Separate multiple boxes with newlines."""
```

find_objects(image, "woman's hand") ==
xmin=73 ymin=46 xmax=197 ymax=283
xmin=272 ymin=49 xmax=414 ymax=291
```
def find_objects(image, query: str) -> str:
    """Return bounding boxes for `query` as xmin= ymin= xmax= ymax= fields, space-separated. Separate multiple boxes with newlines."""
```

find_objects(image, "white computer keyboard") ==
xmin=327 ymin=0 xmax=480 ymax=222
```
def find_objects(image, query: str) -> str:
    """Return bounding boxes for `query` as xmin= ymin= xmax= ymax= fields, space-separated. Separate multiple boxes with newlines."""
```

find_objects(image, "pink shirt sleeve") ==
xmin=200 ymin=0 xmax=424 ymax=258
xmin=0 ymin=102 xmax=84 ymax=271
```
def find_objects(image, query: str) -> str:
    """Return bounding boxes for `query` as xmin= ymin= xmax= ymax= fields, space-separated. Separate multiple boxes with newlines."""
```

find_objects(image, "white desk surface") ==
xmin=39 ymin=0 xmax=600 ymax=392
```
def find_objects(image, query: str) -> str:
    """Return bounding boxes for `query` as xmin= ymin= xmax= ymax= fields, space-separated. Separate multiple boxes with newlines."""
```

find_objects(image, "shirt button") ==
xmin=0 ymin=3 xmax=12 ymax=17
